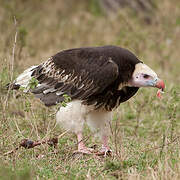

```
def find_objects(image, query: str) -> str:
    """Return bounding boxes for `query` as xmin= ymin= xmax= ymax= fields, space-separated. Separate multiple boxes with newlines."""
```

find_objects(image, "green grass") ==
xmin=0 ymin=0 xmax=180 ymax=179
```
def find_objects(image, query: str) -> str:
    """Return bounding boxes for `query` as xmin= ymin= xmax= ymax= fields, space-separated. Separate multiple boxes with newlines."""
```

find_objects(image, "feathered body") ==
xmin=23 ymin=46 xmax=140 ymax=110
xmin=13 ymin=45 xmax=165 ymax=154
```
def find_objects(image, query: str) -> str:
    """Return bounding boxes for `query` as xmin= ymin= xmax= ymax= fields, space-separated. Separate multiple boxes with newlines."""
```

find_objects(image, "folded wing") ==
xmin=31 ymin=48 xmax=119 ymax=106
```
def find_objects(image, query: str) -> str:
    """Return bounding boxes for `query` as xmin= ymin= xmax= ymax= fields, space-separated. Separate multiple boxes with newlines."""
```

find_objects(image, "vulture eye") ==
xmin=143 ymin=74 xmax=150 ymax=79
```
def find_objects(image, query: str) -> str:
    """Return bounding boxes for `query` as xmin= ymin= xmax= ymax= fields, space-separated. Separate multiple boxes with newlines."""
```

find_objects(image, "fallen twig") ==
xmin=4 ymin=137 xmax=58 ymax=156
xmin=20 ymin=138 xmax=58 ymax=149
xmin=3 ymin=130 xmax=69 ymax=156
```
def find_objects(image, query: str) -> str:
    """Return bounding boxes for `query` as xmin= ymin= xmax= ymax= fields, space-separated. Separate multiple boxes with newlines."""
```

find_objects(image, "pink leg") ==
xmin=101 ymin=135 xmax=112 ymax=156
xmin=75 ymin=132 xmax=94 ymax=154
xmin=102 ymin=135 xmax=109 ymax=149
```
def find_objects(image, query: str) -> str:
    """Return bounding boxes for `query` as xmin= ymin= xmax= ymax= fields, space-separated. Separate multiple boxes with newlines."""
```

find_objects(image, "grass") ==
xmin=0 ymin=0 xmax=180 ymax=179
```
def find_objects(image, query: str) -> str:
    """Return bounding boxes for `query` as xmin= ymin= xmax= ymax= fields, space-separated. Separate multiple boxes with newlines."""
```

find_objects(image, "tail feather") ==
xmin=6 ymin=83 xmax=20 ymax=90
xmin=11 ymin=65 xmax=38 ymax=91
xmin=9 ymin=64 xmax=67 ymax=107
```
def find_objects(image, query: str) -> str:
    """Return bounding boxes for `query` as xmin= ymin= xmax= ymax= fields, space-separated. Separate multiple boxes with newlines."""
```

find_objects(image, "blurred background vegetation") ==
xmin=0 ymin=0 xmax=179 ymax=179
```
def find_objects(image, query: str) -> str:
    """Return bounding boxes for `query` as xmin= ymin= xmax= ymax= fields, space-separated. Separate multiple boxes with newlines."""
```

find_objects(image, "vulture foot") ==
xmin=73 ymin=147 xmax=95 ymax=155
xmin=95 ymin=147 xmax=112 ymax=157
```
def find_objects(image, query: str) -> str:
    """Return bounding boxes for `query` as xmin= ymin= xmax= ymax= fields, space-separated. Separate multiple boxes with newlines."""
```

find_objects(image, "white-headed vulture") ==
xmin=12 ymin=46 xmax=165 ymax=155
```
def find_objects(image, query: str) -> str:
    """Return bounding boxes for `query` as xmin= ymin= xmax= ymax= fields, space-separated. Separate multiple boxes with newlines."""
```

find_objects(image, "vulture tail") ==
xmin=9 ymin=66 xmax=38 ymax=92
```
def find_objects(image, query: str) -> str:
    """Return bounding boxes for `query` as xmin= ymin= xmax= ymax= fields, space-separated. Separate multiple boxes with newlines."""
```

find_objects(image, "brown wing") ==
xmin=31 ymin=48 xmax=119 ymax=106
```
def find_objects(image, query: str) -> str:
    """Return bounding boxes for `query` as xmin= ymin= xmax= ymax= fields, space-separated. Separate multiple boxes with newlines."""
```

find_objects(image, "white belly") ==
xmin=56 ymin=100 xmax=93 ymax=133
xmin=56 ymin=100 xmax=112 ymax=134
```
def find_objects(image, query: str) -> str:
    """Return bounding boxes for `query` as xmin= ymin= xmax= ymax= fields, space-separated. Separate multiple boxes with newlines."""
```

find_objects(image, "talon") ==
xmin=73 ymin=147 xmax=95 ymax=155
xmin=102 ymin=149 xmax=112 ymax=157
xmin=96 ymin=146 xmax=112 ymax=156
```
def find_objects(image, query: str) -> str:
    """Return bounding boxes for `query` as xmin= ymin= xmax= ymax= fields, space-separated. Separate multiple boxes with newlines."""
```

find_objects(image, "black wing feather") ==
xmin=31 ymin=47 xmax=119 ymax=106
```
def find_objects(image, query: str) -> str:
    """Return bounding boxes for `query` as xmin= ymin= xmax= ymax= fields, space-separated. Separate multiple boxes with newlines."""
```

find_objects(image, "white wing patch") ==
xmin=41 ymin=58 xmax=95 ymax=92
xmin=56 ymin=91 xmax=64 ymax=96
xmin=43 ymin=88 xmax=56 ymax=94
xmin=15 ymin=65 xmax=37 ymax=89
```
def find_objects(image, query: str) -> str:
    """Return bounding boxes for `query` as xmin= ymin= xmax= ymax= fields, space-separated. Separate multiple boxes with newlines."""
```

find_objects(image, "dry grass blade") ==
xmin=4 ymin=17 xmax=18 ymax=110
xmin=142 ymin=135 xmax=180 ymax=153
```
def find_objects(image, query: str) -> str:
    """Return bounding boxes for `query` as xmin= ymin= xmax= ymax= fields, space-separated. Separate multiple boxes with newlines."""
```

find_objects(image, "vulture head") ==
xmin=130 ymin=63 xmax=165 ymax=94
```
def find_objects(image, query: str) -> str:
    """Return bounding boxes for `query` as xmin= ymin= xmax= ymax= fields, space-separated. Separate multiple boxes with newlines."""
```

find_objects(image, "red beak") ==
xmin=155 ymin=79 xmax=165 ymax=91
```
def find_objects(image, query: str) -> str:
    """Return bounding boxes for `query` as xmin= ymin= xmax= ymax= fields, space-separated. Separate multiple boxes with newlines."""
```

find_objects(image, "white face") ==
xmin=130 ymin=63 xmax=158 ymax=87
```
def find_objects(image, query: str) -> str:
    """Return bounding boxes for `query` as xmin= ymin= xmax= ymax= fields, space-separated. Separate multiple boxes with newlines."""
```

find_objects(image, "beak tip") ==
xmin=156 ymin=79 xmax=165 ymax=90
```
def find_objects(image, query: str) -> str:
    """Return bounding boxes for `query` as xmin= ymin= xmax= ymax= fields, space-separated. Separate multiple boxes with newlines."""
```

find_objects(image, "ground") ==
xmin=0 ymin=0 xmax=180 ymax=179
